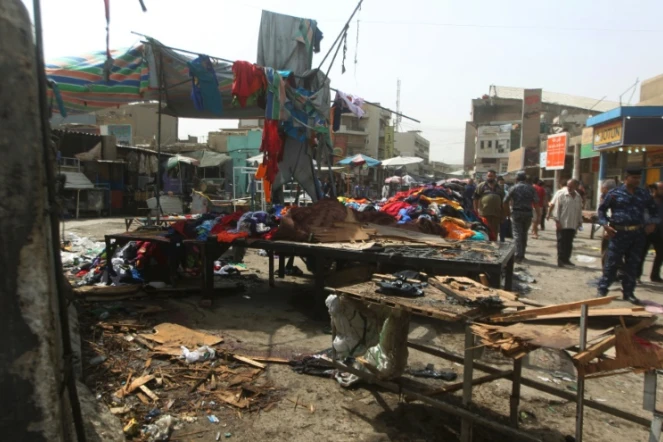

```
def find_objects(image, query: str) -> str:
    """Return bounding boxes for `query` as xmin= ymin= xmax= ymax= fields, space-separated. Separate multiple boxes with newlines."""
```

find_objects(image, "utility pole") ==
xmin=396 ymin=78 xmax=402 ymax=131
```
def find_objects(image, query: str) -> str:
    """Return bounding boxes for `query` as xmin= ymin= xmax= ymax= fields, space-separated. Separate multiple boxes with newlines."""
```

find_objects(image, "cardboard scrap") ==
xmin=217 ymin=391 xmax=249 ymax=409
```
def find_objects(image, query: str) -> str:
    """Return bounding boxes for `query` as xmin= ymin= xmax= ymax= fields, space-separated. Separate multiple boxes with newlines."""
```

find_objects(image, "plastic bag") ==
xmin=180 ymin=345 xmax=216 ymax=363
xmin=144 ymin=415 xmax=176 ymax=441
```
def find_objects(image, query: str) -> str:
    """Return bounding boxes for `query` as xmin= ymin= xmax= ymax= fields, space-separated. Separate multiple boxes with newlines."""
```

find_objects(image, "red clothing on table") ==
xmin=260 ymin=120 xmax=285 ymax=183
xmin=381 ymin=201 xmax=411 ymax=217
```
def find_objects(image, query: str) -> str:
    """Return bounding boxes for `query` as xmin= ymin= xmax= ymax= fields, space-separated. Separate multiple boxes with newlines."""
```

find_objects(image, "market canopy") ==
xmin=380 ymin=156 xmax=424 ymax=167
xmin=337 ymin=154 xmax=381 ymax=168
xmin=185 ymin=150 xmax=230 ymax=168
xmin=166 ymin=155 xmax=200 ymax=170
xmin=385 ymin=175 xmax=416 ymax=185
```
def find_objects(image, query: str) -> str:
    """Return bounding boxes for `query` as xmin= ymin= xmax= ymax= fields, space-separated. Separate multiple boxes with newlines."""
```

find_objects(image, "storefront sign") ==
xmin=593 ymin=120 xmax=623 ymax=150
xmin=539 ymin=152 xmax=547 ymax=168
xmin=646 ymin=148 xmax=663 ymax=168
xmin=507 ymin=148 xmax=524 ymax=172
xmin=546 ymin=133 xmax=567 ymax=170
xmin=580 ymin=127 xmax=597 ymax=159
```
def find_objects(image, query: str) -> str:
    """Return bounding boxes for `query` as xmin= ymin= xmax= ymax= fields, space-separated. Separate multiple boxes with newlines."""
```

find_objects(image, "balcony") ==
xmin=336 ymin=124 xmax=367 ymax=135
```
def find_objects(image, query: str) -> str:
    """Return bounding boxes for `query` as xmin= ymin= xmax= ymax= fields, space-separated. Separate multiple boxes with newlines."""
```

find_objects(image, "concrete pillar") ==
xmin=573 ymin=144 xmax=581 ymax=181
xmin=554 ymin=170 xmax=561 ymax=193
xmin=0 ymin=1 xmax=79 ymax=440
xmin=597 ymin=151 xmax=608 ymax=208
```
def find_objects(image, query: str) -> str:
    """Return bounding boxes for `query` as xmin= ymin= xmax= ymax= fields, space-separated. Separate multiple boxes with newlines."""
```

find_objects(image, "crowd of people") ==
xmin=469 ymin=167 xmax=663 ymax=304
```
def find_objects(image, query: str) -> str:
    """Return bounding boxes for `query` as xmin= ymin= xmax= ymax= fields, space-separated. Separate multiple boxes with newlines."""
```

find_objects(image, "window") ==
xmin=500 ymin=162 xmax=508 ymax=173
xmin=488 ymin=140 xmax=493 ymax=148
xmin=506 ymin=140 xmax=510 ymax=149
xmin=480 ymin=141 xmax=485 ymax=149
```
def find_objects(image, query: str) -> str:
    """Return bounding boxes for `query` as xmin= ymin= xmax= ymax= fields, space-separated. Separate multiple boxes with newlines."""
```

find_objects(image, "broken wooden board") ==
xmin=74 ymin=284 xmax=141 ymax=297
xmin=430 ymin=276 xmax=523 ymax=308
xmin=364 ymin=223 xmax=455 ymax=247
xmin=143 ymin=323 xmax=223 ymax=349
xmin=487 ymin=296 xmax=618 ymax=323
xmin=574 ymin=317 xmax=658 ymax=365
xmin=309 ymin=222 xmax=376 ymax=243
xmin=517 ymin=307 xmax=653 ymax=322
xmin=139 ymin=385 xmax=159 ymax=401
xmin=115 ymin=374 xmax=155 ymax=398
xmin=216 ymin=391 xmax=249 ymax=409
xmin=232 ymin=355 xmax=266 ymax=369
xmin=330 ymin=280 xmax=477 ymax=322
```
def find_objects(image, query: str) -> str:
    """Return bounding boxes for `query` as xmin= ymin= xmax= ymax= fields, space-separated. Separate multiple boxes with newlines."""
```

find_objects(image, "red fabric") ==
xmin=533 ymin=184 xmax=546 ymax=208
xmin=170 ymin=220 xmax=188 ymax=237
xmin=381 ymin=201 xmax=411 ymax=217
xmin=260 ymin=120 xmax=285 ymax=183
xmin=262 ymin=228 xmax=278 ymax=241
xmin=479 ymin=216 xmax=497 ymax=241
xmin=217 ymin=231 xmax=249 ymax=243
xmin=232 ymin=61 xmax=266 ymax=108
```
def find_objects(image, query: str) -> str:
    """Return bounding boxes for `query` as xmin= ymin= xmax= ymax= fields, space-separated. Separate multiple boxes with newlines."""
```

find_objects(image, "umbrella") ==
xmin=166 ymin=154 xmax=200 ymax=170
xmin=385 ymin=175 xmax=415 ymax=185
xmin=337 ymin=154 xmax=381 ymax=168
xmin=380 ymin=156 xmax=424 ymax=167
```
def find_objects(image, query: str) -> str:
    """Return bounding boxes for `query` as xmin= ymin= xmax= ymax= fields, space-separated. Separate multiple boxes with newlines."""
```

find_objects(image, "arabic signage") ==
xmin=593 ymin=120 xmax=623 ymax=150
xmin=546 ymin=133 xmax=567 ymax=170
xmin=646 ymin=148 xmax=663 ymax=168
xmin=580 ymin=127 xmax=597 ymax=159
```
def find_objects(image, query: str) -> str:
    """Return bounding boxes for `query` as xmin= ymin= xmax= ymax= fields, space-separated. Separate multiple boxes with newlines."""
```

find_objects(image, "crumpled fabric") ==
xmin=232 ymin=60 xmax=266 ymax=108
xmin=440 ymin=219 xmax=475 ymax=241
xmin=188 ymin=55 xmax=222 ymax=115
xmin=381 ymin=201 xmax=412 ymax=217
xmin=334 ymin=90 xmax=365 ymax=118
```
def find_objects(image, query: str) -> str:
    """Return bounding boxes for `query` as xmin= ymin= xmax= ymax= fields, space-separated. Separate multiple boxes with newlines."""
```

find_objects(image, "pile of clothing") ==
xmin=377 ymin=184 xmax=490 ymax=241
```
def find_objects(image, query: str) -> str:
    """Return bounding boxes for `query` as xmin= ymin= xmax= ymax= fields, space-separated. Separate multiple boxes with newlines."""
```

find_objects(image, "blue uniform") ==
xmin=597 ymin=185 xmax=660 ymax=296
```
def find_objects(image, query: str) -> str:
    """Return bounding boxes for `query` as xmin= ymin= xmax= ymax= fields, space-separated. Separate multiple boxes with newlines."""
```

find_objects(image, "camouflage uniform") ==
xmin=597 ymin=185 xmax=659 ymax=297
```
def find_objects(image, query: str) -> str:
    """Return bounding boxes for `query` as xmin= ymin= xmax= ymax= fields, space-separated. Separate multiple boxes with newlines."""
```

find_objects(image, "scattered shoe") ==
xmin=623 ymin=294 xmax=641 ymax=304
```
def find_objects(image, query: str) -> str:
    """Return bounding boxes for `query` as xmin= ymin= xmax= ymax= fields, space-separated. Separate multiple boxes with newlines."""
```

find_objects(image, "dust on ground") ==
xmin=70 ymin=218 xmax=663 ymax=442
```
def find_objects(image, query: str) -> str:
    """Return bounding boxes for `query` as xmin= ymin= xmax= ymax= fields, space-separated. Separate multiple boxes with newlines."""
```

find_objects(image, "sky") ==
xmin=21 ymin=0 xmax=663 ymax=164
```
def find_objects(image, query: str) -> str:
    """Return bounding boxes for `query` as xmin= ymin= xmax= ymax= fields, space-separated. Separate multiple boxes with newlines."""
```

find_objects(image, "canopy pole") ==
xmin=317 ymin=0 xmax=364 ymax=71
xmin=155 ymin=50 xmax=163 ymax=222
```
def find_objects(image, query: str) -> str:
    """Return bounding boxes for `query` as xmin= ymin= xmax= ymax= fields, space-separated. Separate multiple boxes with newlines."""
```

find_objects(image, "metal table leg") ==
xmin=278 ymin=254 xmax=285 ymax=278
xmin=504 ymin=255 xmax=515 ymax=291
xmin=268 ymin=250 xmax=275 ymax=287
xmin=644 ymin=370 xmax=662 ymax=442
xmin=461 ymin=324 xmax=475 ymax=442
xmin=510 ymin=358 xmax=523 ymax=427
xmin=575 ymin=304 xmax=589 ymax=442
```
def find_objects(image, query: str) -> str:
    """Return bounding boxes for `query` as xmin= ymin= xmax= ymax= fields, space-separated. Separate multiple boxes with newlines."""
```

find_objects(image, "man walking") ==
xmin=504 ymin=171 xmax=538 ymax=263
xmin=551 ymin=179 xmax=583 ymax=267
xmin=473 ymin=170 xmax=505 ymax=241
xmin=638 ymin=181 xmax=663 ymax=282
xmin=597 ymin=168 xmax=659 ymax=303
xmin=531 ymin=179 xmax=546 ymax=239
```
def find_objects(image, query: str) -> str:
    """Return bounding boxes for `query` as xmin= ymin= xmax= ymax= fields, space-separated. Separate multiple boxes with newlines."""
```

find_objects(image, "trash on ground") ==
xmin=181 ymin=345 xmax=216 ymax=363
xmin=407 ymin=363 xmax=457 ymax=381
xmin=575 ymin=255 xmax=597 ymax=264
xmin=207 ymin=415 xmax=220 ymax=423
xmin=144 ymin=414 xmax=176 ymax=441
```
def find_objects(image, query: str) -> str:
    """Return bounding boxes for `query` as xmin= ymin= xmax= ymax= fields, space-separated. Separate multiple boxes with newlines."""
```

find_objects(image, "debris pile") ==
xmin=80 ymin=305 xmax=282 ymax=439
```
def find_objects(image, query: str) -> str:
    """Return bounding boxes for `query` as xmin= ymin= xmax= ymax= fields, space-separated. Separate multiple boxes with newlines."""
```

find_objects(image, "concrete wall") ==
xmin=463 ymin=122 xmax=476 ymax=170
xmin=639 ymin=74 xmax=663 ymax=106
xmin=95 ymin=103 xmax=178 ymax=146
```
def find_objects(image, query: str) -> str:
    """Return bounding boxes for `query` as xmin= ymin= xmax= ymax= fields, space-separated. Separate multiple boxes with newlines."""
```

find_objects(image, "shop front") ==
xmin=586 ymin=106 xmax=663 ymax=203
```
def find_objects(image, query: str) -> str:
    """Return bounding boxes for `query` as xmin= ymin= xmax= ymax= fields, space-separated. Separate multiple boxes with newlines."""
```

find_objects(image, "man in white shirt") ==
xmin=552 ymin=179 xmax=583 ymax=267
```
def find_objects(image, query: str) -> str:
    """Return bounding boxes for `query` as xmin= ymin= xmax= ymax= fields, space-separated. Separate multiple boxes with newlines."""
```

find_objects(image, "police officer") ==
xmin=597 ymin=168 xmax=660 ymax=303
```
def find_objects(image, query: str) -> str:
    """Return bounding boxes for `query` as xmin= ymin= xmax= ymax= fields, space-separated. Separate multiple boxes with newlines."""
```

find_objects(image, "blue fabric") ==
xmin=469 ymin=231 xmax=487 ymax=241
xmin=598 ymin=230 xmax=646 ymax=296
xmin=50 ymin=81 xmax=67 ymax=117
xmin=188 ymin=56 xmax=223 ymax=115
xmin=598 ymin=185 xmax=660 ymax=226
xmin=397 ymin=208 xmax=411 ymax=224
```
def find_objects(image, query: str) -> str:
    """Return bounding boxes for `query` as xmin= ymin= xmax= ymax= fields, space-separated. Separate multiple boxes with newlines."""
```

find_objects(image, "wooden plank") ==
xmin=337 ymin=290 xmax=463 ymax=322
xmin=115 ymin=374 xmax=155 ymax=398
xmin=425 ymin=370 xmax=512 ymax=397
xmin=139 ymin=385 xmax=159 ymax=401
xmin=232 ymin=354 xmax=266 ymax=369
xmin=574 ymin=317 xmax=657 ymax=365
xmin=143 ymin=323 xmax=223 ymax=347
xmin=518 ymin=308 xmax=651 ymax=322
xmin=488 ymin=296 xmax=618 ymax=323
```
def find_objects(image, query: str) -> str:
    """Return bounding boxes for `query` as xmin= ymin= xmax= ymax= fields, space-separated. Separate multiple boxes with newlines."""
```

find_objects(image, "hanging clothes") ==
xmin=334 ymin=90 xmax=365 ymax=118
xmin=264 ymin=68 xmax=287 ymax=120
xmin=188 ymin=56 xmax=223 ymax=115
xmin=260 ymin=120 xmax=285 ymax=183
xmin=232 ymin=61 xmax=266 ymax=108
xmin=255 ymin=163 xmax=272 ymax=203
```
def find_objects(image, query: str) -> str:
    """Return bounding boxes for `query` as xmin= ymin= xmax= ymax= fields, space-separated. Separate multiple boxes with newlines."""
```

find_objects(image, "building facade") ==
xmin=332 ymin=104 xmax=392 ymax=160
xmin=465 ymin=85 xmax=617 ymax=180
xmin=394 ymin=130 xmax=431 ymax=174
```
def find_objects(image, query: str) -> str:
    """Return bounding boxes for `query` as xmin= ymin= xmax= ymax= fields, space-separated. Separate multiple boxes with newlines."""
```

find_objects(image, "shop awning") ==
xmin=186 ymin=150 xmax=231 ymax=168
xmin=62 ymin=171 xmax=95 ymax=190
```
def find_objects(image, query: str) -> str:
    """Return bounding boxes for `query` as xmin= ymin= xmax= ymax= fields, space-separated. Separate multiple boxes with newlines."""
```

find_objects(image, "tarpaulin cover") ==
xmin=186 ymin=150 xmax=231 ymax=168
xmin=46 ymin=45 xmax=152 ymax=114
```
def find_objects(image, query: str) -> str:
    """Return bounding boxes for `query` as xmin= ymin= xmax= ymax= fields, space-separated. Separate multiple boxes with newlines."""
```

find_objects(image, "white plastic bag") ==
xmin=180 ymin=345 xmax=216 ymax=363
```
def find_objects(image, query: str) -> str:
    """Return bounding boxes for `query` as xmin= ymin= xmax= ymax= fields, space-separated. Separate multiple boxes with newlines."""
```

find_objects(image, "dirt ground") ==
xmin=68 ymin=218 xmax=663 ymax=442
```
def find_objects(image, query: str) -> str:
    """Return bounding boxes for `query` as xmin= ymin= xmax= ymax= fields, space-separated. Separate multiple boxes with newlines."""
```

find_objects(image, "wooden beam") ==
xmin=425 ymin=370 xmax=512 ymax=397
xmin=232 ymin=354 xmax=266 ymax=369
xmin=573 ymin=317 xmax=657 ymax=365
xmin=488 ymin=296 xmax=618 ymax=323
